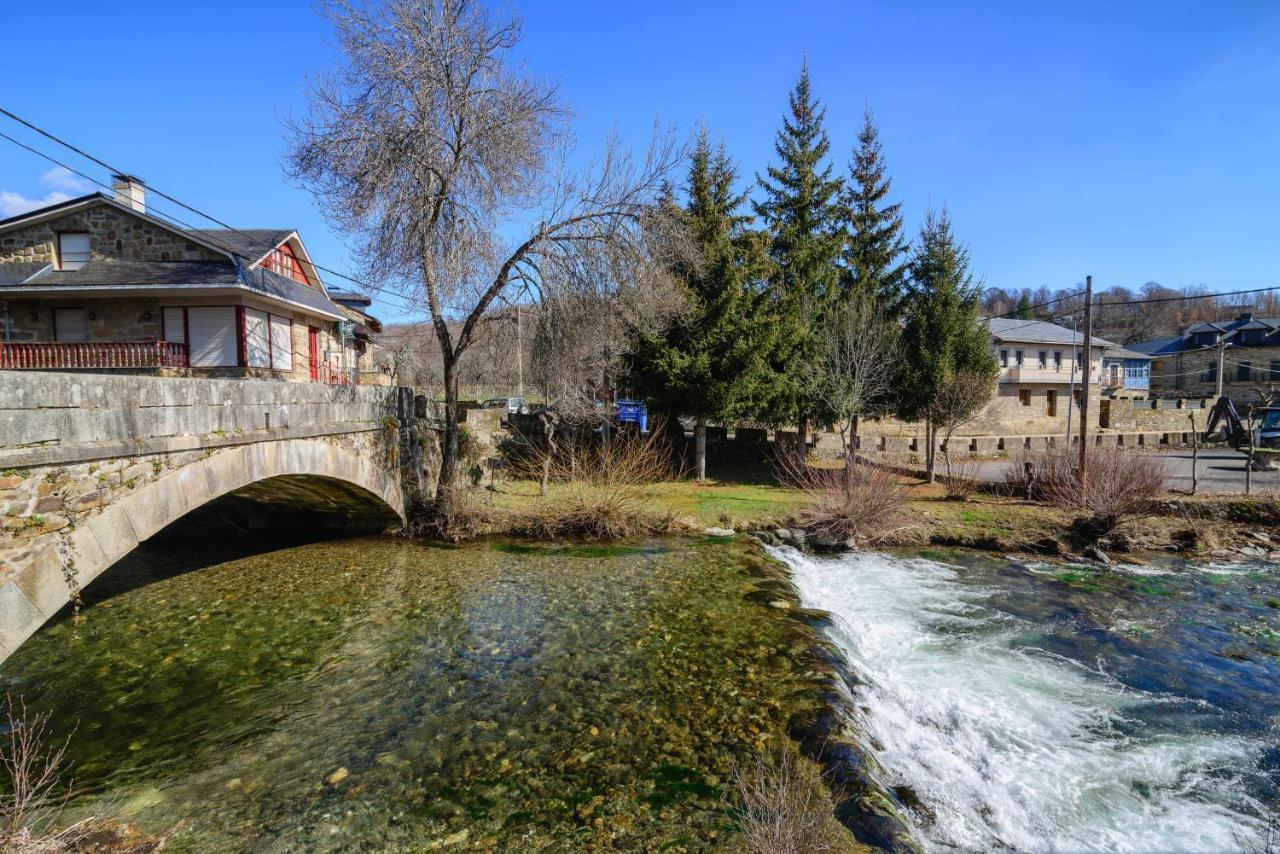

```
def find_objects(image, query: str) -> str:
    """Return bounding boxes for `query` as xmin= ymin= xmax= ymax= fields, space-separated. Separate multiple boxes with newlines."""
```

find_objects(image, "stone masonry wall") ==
xmin=0 ymin=371 xmax=401 ymax=452
xmin=0 ymin=203 xmax=225 ymax=265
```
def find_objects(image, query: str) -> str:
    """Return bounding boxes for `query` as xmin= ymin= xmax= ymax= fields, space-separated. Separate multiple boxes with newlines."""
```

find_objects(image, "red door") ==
xmin=308 ymin=327 xmax=320 ymax=381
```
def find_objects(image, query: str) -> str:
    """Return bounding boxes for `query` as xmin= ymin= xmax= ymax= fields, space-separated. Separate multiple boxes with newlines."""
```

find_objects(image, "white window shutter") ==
xmin=270 ymin=315 xmax=293 ymax=371
xmin=53 ymin=308 xmax=88 ymax=341
xmin=187 ymin=307 xmax=237 ymax=367
xmin=162 ymin=307 xmax=186 ymax=344
xmin=244 ymin=308 xmax=270 ymax=368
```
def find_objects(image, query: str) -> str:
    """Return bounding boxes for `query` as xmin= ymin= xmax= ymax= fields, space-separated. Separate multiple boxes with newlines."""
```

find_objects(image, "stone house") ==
xmin=0 ymin=175 xmax=381 ymax=383
xmin=983 ymin=318 xmax=1152 ymax=433
xmin=1131 ymin=313 xmax=1280 ymax=404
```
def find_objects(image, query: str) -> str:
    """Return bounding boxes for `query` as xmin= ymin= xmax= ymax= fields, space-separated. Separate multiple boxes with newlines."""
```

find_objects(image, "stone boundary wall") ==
xmin=1 ymin=372 xmax=401 ymax=465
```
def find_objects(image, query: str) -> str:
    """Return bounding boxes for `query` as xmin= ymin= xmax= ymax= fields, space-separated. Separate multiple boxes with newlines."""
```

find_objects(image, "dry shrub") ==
xmin=942 ymin=454 xmax=981 ymax=500
xmin=773 ymin=450 xmax=905 ymax=543
xmin=510 ymin=426 xmax=679 ymax=540
xmin=732 ymin=747 xmax=838 ymax=854
xmin=1 ymin=695 xmax=91 ymax=853
xmin=408 ymin=489 xmax=494 ymax=543
xmin=1013 ymin=445 xmax=1167 ymax=536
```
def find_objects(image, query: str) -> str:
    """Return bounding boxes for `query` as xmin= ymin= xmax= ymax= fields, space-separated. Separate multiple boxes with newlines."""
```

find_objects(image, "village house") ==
xmin=0 ymin=175 xmax=381 ymax=383
xmin=983 ymin=317 xmax=1151 ymax=433
xmin=1131 ymin=313 xmax=1280 ymax=404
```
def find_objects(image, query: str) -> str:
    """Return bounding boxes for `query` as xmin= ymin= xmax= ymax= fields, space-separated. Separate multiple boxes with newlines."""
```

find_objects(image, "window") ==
xmin=162 ymin=307 xmax=186 ymax=344
xmin=57 ymin=233 xmax=90 ymax=270
xmin=1271 ymin=361 xmax=1280 ymax=381
xmin=53 ymin=308 xmax=87 ymax=341
xmin=1054 ymin=351 xmax=1062 ymax=371
xmin=187 ymin=307 xmax=238 ymax=367
xmin=1194 ymin=332 xmax=1217 ymax=347
xmin=1015 ymin=350 xmax=1024 ymax=367
xmin=1046 ymin=390 xmax=1057 ymax=417
xmin=1000 ymin=349 xmax=1008 ymax=367
xmin=1038 ymin=351 xmax=1047 ymax=369
xmin=264 ymin=244 xmax=310 ymax=286
xmin=270 ymin=314 xmax=293 ymax=370
xmin=244 ymin=309 xmax=271 ymax=368
xmin=1019 ymin=389 xmax=1031 ymax=406
xmin=1203 ymin=363 xmax=1217 ymax=383
xmin=1237 ymin=361 xmax=1252 ymax=383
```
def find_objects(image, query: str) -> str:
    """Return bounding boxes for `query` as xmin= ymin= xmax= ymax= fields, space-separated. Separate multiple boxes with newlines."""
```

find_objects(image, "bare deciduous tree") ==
xmin=288 ymin=0 xmax=681 ymax=514
xmin=928 ymin=368 xmax=994 ymax=484
xmin=813 ymin=293 xmax=898 ymax=466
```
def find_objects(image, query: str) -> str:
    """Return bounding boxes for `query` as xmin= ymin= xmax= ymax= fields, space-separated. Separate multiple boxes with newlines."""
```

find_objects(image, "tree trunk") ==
xmin=925 ymin=418 xmax=936 ymax=483
xmin=849 ymin=414 xmax=859 ymax=466
xmin=796 ymin=416 xmax=809 ymax=467
xmin=539 ymin=412 xmax=556 ymax=496
xmin=694 ymin=416 xmax=707 ymax=482
xmin=437 ymin=356 xmax=461 ymax=504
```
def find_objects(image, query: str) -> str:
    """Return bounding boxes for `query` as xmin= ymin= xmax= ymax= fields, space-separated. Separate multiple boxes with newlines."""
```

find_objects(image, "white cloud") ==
xmin=40 ymin=166 xmax=94 ymax=195
xmin=0 ymin=167 xmax=95 ymax=218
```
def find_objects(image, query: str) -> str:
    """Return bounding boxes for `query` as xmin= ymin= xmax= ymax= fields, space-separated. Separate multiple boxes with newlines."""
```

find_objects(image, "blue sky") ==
xmin=2 ymin=1 xmax=1278 ymax=322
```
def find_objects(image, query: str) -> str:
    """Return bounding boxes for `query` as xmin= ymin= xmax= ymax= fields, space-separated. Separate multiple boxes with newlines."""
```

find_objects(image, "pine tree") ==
xmin=754 ymin=61 xmax=845 ymax=461
xmin=1014 ymin=292 xmax=1035 ymax=319
xmin=626 ymin=132 xmax=772 ymax=480
xmin=841 ymin=108 xmax=908 ymax=310
xmin=898 ymin=208 xmax=998 ymax=481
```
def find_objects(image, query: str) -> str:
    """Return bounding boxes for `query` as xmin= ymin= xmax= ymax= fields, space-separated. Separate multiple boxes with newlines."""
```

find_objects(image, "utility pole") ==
xmin=1078 ymin=275 xmax=1094 ymax=490
xmin=1215 ymin=337 xmax=1226 ymax=400
xmin=1065 ymin=313 xmax=1078 ymax=449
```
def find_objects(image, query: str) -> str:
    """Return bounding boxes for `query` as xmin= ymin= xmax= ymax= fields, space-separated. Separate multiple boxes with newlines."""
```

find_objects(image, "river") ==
xmin=0 ymin=534 xmax=815 ymax=851
xmin=779 ymin=546 xmax=1279 ymax=853
xmin=2 ymin=536 xmax=1276 ymax=851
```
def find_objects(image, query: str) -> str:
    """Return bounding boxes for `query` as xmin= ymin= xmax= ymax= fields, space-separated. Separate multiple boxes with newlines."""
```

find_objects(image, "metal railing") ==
xmin=0 ymin=341 xmax=189 ymax=369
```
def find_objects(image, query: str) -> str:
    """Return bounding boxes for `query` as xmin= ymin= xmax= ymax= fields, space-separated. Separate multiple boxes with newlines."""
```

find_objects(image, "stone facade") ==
xmin=0 ymin=205 xmax=225 ymax=266
xmin=1148 ymin=346 xmax=1280 ymax=404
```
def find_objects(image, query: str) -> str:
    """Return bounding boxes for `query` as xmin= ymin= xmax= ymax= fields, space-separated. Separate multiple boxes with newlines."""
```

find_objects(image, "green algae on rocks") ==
xmin=1 ymin=534 xmax=850 ymax=852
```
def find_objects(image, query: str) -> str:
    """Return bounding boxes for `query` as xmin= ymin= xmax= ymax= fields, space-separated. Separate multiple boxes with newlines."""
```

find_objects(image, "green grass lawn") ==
xmin=487 ymin=476 xmax=808 ymax=529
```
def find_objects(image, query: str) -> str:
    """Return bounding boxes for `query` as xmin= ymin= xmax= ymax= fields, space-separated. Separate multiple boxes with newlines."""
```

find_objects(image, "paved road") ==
xmin=969 ymin=449 xmax=1280 ymax=495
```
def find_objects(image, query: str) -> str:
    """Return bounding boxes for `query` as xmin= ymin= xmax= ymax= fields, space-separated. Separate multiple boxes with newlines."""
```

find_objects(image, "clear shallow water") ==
xmin=780 ymin=547 xmax=1280 ymax=853
xmin=0 ymin=535 xmax=810 ymax=852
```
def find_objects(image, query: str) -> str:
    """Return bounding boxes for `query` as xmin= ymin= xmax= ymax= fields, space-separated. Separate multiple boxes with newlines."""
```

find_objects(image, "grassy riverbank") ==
xmin=480 ymin=462 xmax=1280 ymax=561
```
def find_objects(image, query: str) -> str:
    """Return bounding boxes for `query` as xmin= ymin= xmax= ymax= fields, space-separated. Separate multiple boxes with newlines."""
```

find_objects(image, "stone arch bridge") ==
xmin=0 ymin=372 xmax=439 ymax=665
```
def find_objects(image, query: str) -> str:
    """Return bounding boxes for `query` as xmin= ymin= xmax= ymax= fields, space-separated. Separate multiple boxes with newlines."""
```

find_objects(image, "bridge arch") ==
xmin=0 ymin=437 xmax=404 ymax=664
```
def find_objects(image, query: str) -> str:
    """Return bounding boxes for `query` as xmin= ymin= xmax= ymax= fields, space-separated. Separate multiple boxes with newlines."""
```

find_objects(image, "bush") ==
xmin=509 ymin=426 xmax=679 ymax=540
xmin=773 ymin=450 xmax=905 ymax=544
xmin=1011 ymin=445 xmax=1167 ymax=535
xmin=731 ymin=747 xmax=839 ymax=854
xmin=942 ymin=454 xmax=981 ymax=500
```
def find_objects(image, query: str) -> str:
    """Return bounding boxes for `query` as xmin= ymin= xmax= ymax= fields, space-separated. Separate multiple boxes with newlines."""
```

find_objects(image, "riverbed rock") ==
xmin=773 ymin=528 xmax=792 ymax=543
xmin=810 ymin=532 xmax=848 ymax=552
xmin=1083 ymin=546 xmax=1111 ymax=564
xmin=703 ymin=526 xmax=735 ymax=538
xmin=325 ymin=767 xmax=350 ymax=786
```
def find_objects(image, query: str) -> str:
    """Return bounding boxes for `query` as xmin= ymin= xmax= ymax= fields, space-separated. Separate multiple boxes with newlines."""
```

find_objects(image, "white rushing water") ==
xmin=778 ymin=548 xmax=1271 ymax=853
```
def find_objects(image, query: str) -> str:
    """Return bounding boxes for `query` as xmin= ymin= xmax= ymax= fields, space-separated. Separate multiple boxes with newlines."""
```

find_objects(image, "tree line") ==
xmin=288 ymin=0 xmax=995 ymax=519
xmin=625 ymin=63 xmax=996 ymax=482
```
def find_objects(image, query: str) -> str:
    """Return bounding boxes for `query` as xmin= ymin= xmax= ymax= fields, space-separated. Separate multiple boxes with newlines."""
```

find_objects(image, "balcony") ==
xmin=0 ymin=341 xmax=188 ymax=370
xmin=1001 ymin=365 xmax=1083 ymax=383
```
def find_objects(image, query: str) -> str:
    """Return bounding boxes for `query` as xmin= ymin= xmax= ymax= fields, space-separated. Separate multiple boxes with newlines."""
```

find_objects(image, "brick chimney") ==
xmin=111 ymin=174 xmax=146 ymax=213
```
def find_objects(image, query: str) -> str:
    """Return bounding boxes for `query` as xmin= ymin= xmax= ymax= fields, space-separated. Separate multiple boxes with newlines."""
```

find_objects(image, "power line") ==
xmin=0 ymin=108 xmax=422 ymax=312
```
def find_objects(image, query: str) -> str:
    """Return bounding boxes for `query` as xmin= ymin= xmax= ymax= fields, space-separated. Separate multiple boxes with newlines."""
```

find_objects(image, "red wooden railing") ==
xmin=0 ymin=341 xmax=189 ymax=370
xmin=319 ymin=361 xmax=357 ymax=385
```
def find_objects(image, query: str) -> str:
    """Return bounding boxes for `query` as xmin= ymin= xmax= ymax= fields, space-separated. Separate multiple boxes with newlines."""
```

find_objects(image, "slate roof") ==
xmin=0 ymin=258 xmax=346 ymax=319
xmin=1130 ymin=314 xmax=1280 ymax=355
xmin=985 ymin=317 xmax=1121 ymax=349
xmin=185 ymin=229 xmax=294 ymax=263
xmin=1103 ymin=345 xmax=1152 ymax=361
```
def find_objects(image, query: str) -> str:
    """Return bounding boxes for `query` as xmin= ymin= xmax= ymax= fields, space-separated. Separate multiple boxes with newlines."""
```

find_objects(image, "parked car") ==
xmin=483 ymin=397 xmax=529 ymax=415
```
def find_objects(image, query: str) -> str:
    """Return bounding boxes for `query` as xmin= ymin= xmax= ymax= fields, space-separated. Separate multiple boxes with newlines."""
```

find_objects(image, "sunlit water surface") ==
xmin=1 ymin=535 xmax=808 ymax=852
xmin=779 ymin=546 xmax=1280 ymax=853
